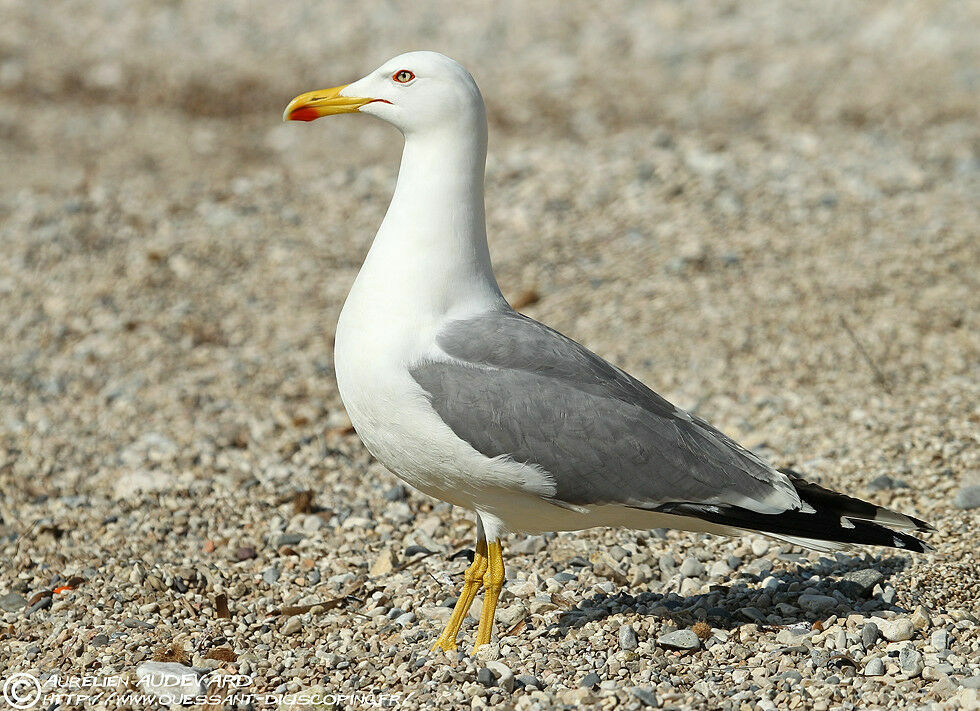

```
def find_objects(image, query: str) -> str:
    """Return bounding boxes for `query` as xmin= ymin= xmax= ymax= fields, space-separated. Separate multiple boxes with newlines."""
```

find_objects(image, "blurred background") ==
xmin=0 ymin=0 xmax=977 ymax=703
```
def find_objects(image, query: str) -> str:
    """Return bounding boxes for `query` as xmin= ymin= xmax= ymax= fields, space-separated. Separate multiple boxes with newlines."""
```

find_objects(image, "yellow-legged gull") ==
xmin=283 ymin=51 xmax=932 ymax=653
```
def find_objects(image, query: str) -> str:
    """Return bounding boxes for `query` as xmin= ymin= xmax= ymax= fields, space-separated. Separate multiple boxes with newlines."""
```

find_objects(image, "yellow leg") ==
xmin=431 ymin=539 xmax=489 ymax=652
xmin=472 ymin=539 xmax=504 ymax=651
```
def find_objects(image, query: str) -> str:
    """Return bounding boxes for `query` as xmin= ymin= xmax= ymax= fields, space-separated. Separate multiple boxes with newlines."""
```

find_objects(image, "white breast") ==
xmin=334 ymin=269 xmax=536 ymax=511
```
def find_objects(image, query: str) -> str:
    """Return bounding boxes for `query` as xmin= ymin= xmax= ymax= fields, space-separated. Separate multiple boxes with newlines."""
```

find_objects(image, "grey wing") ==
xmin=410 ymin=309 xmax=803 ymax=514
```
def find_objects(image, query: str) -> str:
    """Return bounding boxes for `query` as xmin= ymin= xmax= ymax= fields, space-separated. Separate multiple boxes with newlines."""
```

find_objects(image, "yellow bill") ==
xmin=282 ymin=85 xmax=379 ymax=122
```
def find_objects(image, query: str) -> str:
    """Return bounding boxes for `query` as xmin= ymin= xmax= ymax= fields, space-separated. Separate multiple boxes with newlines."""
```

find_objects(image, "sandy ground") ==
xmin=1 ymin=1 xmax=978 ymax=709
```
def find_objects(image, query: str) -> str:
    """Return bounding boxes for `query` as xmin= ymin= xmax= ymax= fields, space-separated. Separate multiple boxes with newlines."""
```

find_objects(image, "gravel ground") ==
xmin=1 ymin=2 xmax=978 ymax=709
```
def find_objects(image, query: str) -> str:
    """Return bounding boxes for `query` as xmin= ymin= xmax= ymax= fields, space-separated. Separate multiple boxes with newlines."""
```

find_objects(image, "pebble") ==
xmin=865 ymin=657 xmax=885 ymax=676
xmin=25 ymin=596 xmax=52 ymax=616
xmin=953 ymin=485 xmax=980 ymax=510
xmin=798 ymin=594 xmax=837 ymax=612
xmin=931 ymin=629 xmax=949 ymax=651
xmin=580 ymin=672 xmax=601 ymax=689
xmin=709 ymin=560 xmax=733 ymax=577
xmin=383 ymin=484 xmax=407 ymax=501
xmin=861 ymin=621 xmax=880 ymax=648
xmin=776 ymin=627 xmax=810 ymax=644
xmin=516 ymin=674 xmax=542 ymax=690
xmin=618 ymin=624 xmax=638 ymax=650
xmin=840 ymin=569 xmax=885 ymax=597
xmin=262 ymin=567 xmax=280 ymax=584
xmin=751 ymin=539 xmax=770 ymax=556
xmin=235 ymin=546 xmax=257 ymax=561
xmin=511 ymin=536 xmax=548 ymax=555
xmin=277 ymin=533 xmax=303 ymax=547
xmin=485 ymin=661 xmax=515 ymax=692
xmin=281 ymin=616 xmax=303 ymax=635
xmin=868 ymin=474 xmax=909 ymax=491
xmin=657 ymin=629 xmax=701 ymax=651
xmin=679 ymin=557 xmax=704 ymax=578
xmin=629 ymin=687 xmax=660 ymax=707
xmin=880 ymin=618 xmax=915 ymax=642
xmin=0 ymin=593 xmax=26 ymax=612
xmin=899 ymin=647 xmax=924 ymax=676
xmin=911 ymin=605 xmax=931 ymax=630
xmin=369 ymin=549 xmax=397 ymax=576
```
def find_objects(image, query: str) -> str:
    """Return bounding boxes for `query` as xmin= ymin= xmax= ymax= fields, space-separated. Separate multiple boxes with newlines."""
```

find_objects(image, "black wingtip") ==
xmin=778 ymin=467 xmax=935 ymax=534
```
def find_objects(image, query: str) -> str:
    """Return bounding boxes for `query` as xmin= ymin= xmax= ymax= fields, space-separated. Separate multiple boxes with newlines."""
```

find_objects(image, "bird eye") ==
xmin=392 ymin=70 xmax=415 ymax=84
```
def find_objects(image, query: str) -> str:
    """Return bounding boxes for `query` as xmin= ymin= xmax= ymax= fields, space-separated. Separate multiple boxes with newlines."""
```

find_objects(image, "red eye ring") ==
xmin=392 ymin=70 xmax=415 ymax=84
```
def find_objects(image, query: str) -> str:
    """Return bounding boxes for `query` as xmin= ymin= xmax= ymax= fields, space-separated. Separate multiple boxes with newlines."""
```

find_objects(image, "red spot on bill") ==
xmin=288 ymin=107 xmax=321 ymax=122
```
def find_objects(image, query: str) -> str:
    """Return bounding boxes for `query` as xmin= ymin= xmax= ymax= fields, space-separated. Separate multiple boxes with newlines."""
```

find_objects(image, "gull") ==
xmin=283 ymin=51 xmax=932 ymax=653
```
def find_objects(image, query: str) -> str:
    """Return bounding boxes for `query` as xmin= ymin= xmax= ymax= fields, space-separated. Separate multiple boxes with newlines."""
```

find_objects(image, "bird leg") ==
xmin=472 ymin=539 xmax=504 ymax=651
xmin=431 ymin=538 xmax=488 ymax=652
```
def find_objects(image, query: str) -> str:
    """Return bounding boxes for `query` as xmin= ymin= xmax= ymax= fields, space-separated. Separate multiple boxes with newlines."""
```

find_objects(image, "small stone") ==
xmin=394 ymin=612 xmax=416 ymax=627
xmin=911 ymin=606 xmax=931 ymax=630
xmin=776 ymin=626 xmax=810 ymax=644
xmin=679 ymin=557 xmax=705 ymax=578
xmin=679 ymin=577 xmax=702 ymax=596
xmin=383 ymin=484 xmax=407 ymax=501
xmin=0 ymin=593 xmax=26 ymax=612
xmin=419 ymin=605 xmax=451 ymax=622
xmin=262 ymin=567 xmax=280 ymax=585
xmin=930 ymin=629 xmax=949 ymax=651
xmin=798 ymin=594 xmax=837 ymax=613
xmin=629 ymin=687 xmax=660 ymax=707
xmin=277 ymin=533 xmax=303 ymax=547
xmin=709 ymin=560 xmax=733 ymax=577
xmin=516 ymin=674 xmax=542 ymax=690
xmin=880 ymin=618 xmax=914 ymax=642
xmin=25 ymin=596 xmax=52 ymax=616
xmin=960 ymin=677 xmax=980 ymax=690
xmin=235 ymin=546 xmax=257 ymax=561
xmin=865 ymin=657 xmax=884 ymax=676
xmin=477 ymin=668 xmax=495 ymax=688
xmin=953 ymin=485 xmax=980 ymax=510
xmin=561 ymin=689 xmax=595 ymax=704
xmin=868 ymin=475 xmax=908 ymax=491
xmin=580 ymin=672 xmax=601 ymax=689
xmin=282 ymin=616 xmax=303 ymax=635
xmin=899 ymin=647 xmax=924 ymax=676
xmin=657 ymin=629 xmax=701 ymax=651
xmin=91 ymin=633 xmax=110 ymax=646
xmin=370 ymin=549 xmax=397 ymax=576
xmin=618 ymin=624 xmax=638 ymax=650
xmin=840 ymin=569 xmax=885 ymax=597
xmin=861 ymin=621 xmax=879 ymax=648
xmin=496 ymin=604 xmax=526 ymax=627
xmin=751 ymin=539 xmax=770 ymax=556
xmin=485 ymin=661 xmax=515 ymax=692
xmin=511 ymin=536 xmax=548 ymax=555
xmin=608 ymin=545 xmax=628 ymax=562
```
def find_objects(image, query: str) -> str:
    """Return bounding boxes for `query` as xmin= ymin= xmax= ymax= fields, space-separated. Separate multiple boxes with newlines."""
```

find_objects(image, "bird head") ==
xmin=283 ymin=51 xmax=485 ymax=137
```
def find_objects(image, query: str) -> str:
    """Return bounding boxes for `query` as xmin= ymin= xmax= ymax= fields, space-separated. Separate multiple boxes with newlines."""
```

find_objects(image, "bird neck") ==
xmin=354 ymin=126 xmax=505 ymax=322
